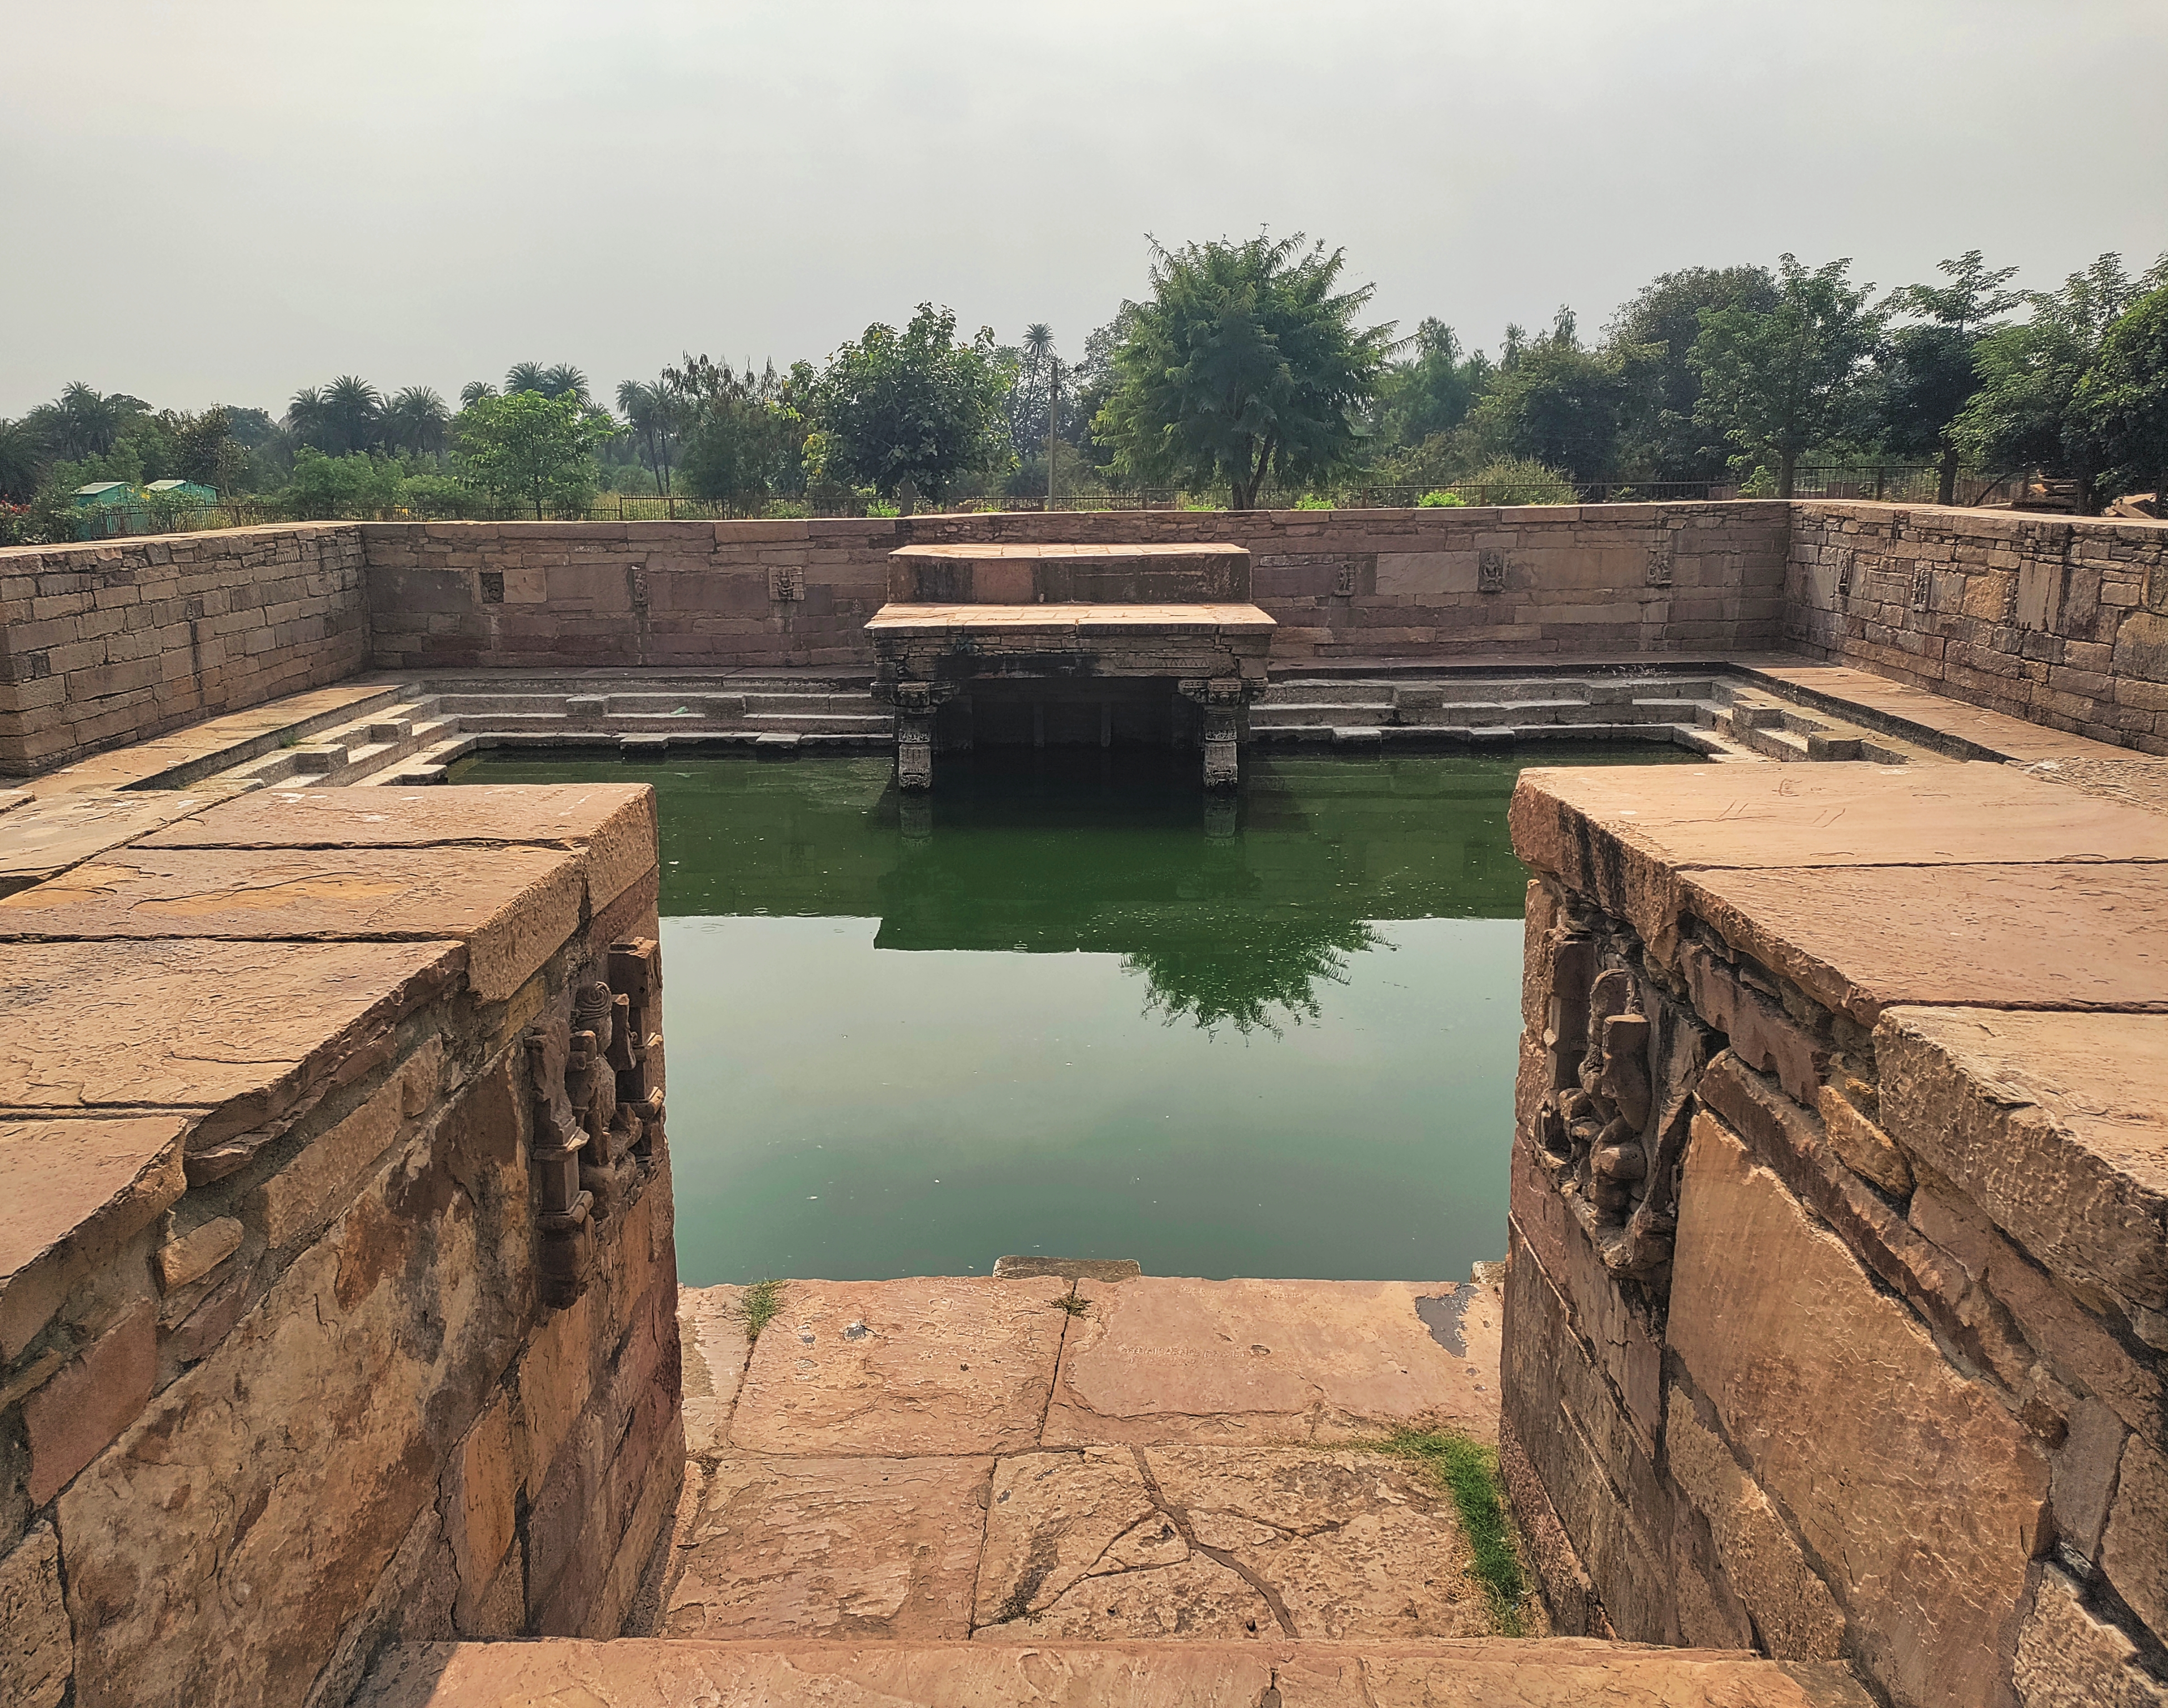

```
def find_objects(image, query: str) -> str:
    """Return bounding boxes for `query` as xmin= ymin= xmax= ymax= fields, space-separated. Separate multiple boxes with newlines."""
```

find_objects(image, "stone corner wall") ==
xmin=0 ymin=524 xmax=372 ymax=777
xmin=358 ymin=502 xmax=1794 ymax=674
xmin=1500 ymin=768 xmax=2167 ymax=1708
xmin=1785 ymin=502 xmax=2168 ymax=755
xmin=0 ymin=787 xmax=680 ymax=1708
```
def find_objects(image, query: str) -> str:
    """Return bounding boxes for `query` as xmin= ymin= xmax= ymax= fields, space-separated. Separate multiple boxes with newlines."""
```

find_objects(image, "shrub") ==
xmin=1291 ymin=493 xmax=1334 ymax=510
xmin=1416 ymin=489 xmax=1469 ymax=507
xmin=1459 ymin=458 xmax=1578 ymax=505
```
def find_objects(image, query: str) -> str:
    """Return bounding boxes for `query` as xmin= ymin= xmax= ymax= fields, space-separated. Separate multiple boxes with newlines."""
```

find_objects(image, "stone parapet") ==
xmin=1503 ymin=760 xmax=2168 ymax=1708
xmin=1786 ymin=502 xmax=2168 ymax=756
xmin=0 ymin=783 xmax=680 ymax=1708
xmin=0 ymin=524 xmax=371 ymax=775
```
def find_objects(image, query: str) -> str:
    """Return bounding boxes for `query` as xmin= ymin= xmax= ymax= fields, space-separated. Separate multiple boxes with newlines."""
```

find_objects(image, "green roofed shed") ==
xmin=147 ymin=479 xmax=217 ymax=504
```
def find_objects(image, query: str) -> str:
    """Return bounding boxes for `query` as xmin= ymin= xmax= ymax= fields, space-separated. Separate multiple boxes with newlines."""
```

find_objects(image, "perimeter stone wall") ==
xmin=0 ymin=524 xmax=370 ymax=775
xmin=1787 ymin=503 xmax=2168 ymax=754
xmin=0 ymin=784 xmax=680 ymax=1708
xmin=360 ymin=503 xmax=1790 ymax=672
xmin=1503 ymin=763 xmax=2168 ymax=1708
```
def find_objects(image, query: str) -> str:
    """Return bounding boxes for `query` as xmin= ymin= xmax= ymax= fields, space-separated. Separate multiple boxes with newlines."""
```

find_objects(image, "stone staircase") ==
xmin=1248 ymin=669 xmax=1945 ymax=765
xmin=92 ymin=666 xmax=1960 ymax=799
xmin=344 ymin=1273 xmax=1868 ymax=1707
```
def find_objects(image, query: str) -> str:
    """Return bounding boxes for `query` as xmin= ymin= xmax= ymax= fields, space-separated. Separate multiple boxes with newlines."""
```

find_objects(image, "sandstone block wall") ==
xmin=361 ymin=503 xmax=1791 ymax=673
xmin=1503 ymin=763 xmax=2168 ymax=1708
xmin=1787 ymin=503 xmax=2168 ymax=755
xmin=0 ymin=783 xmax=680 ymax=1708
xmin=0 ymin=524 xmax=372 ymax=775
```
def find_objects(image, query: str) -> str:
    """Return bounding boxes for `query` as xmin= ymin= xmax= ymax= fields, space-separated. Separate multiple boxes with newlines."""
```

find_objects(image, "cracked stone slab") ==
xmin=974 ymin=1445 xmax=1493 ymax=1642
xmin=0 ymin=844 xmax=583 ymax=1002
xmin=0 ymin=788 xmax=252 ymax=896
xmin=1045 ymin=1278 xmax=1499 ymax=1447
xmin=138 ymin=782 xmax=657 ymax=913
xmin=356 ymin=1638 xmax=1877 ymax=1707
xmin=0 ymin=938 xmax=465 ymax=1152
xmin=730 ymin=1276 xmax=1070 ymax=1457
xmin=679 ymin=1285 xmax=749 ymax=1460
xmin=662 ymin=1454 xmax=990 ymax=1640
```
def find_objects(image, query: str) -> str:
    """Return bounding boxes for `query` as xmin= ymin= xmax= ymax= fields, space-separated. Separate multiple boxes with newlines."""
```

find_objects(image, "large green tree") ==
xmin=1375 ymin=319 xmax=1492 ymax=454
xmin=1456 ymin=308 xmax=1652 ymax=481
xmin=453 ymin=389 xmax=613 ymax=518
xmin=1956 ymin=252 xmax=2168 ymax=507
xmin=1094 ymin=234 xmax=1396 ymax=509
xmin=668 ymin=354 xmax=810 ymax=507
xmin=808 ymin=305 xmax=1012 ymax=502
xmin=1690 ymin=255 xmax=1882 ymax=497
xmin=2076 ymin=284 xmax=2168 ymax=502
xmin=1866 ymin=251 xmax=2021 ymax=503
xmin=1603 ymin=266 xmax=1777 ymax=479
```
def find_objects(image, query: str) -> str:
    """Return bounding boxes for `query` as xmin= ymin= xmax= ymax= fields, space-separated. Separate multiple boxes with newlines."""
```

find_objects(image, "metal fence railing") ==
xmin=8 ymin=465 xmax=2036 ymax=545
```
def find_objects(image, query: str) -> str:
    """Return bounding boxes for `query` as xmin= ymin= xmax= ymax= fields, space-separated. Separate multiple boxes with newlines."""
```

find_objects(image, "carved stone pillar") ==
xmin=890 ymin=681 xmax=953 ymax=792
xmin=1178 ymin=678 xmax=1247 ymax=790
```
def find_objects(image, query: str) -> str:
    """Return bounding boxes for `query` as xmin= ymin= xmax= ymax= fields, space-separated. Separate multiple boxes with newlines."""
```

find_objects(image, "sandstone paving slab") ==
xmin=1876 ymin=1007 xmax=2168 ymax=1313
xmin=139 ymin=782 xmax=658 ymax=913
xmin=679 ymin=1284 xmax=749 ymax=1460
xmin=1044 ymin=1278 xmax=1499 ymax=1447
xmin=0 ymin=938 xmax=465 ymax=1151
xmin=355 ymin=1638 xmax=1876 ymax=1707
xmin=1513 ymin=762 xmax=2168 ymax=883
xmin=0 ymin=788 xmax=254 ymax=896
xmin=662 ymin=1454 xmax=992 ymax=1641
xmin=1680 ymin=861 xmax=2168 ymax=1024
xmin=729 ymin=1277 xmax=1070 ymax=1457
xmin=974 ymin=1445 xmax=1490 ymax=1642
xmin=0 ymin=843 xmax=583 ymax=1002
xmin=1746 ymin=660 xmax=2146 ymax=768
xmin=0 ymin=1115 xmax=188 ymax=1358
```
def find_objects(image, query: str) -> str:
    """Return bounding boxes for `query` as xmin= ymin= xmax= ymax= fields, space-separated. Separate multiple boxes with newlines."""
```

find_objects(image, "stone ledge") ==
xmin=353 ymin=1636 xmax=1875 ymax=1708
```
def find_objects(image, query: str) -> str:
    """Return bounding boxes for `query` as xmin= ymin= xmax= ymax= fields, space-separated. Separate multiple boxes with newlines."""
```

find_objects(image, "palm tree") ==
xmin=1023 ymin=324 xmax=1060 ymax=505
xmin=615 ymin=378 xmax=676 ymax=496
xmin=48 ymin=382 xmax=127 ymax=459
xmin=459 ymin=379 xmax=499 ymax=408
xmin=0 ymin=417 xmax=39 ymax=500
xmin=507 ymin=361 xmax=590 ymax=402
xmin=322 ymin=376 xmax=383 ymax=456
xmin=542 ymin=364 xmax=590 ymax=403
xmin=387 ymin=387 xmax=450 ymax=460
xmin=287 ymin=386 xmax=330 ymax=449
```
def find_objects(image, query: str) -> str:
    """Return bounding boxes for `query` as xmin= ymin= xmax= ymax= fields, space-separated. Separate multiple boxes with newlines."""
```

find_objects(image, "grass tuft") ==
xmin=1054 ymin=1293 xmax=1091 ymax=1316
xmin=1368 ymin=1426 xmax=1529 ymax=1635
xmin=735 ymin=1278 xmax=788 ymax=1342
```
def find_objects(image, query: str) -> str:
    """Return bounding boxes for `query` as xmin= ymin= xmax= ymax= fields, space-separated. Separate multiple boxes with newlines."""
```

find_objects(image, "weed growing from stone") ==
xmin=1369 ymin=1427 xmax=1528 ymax=1635
xmin=1054 ymin=1293 xmax=1091 ymax=1316
xmin=737 ymin=1279 xmax=787 ymax=1341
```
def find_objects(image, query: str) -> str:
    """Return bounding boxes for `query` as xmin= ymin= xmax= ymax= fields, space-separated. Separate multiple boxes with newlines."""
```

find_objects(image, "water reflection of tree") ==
xmin=1119 ymin=912 xmax=1388 ymax=1037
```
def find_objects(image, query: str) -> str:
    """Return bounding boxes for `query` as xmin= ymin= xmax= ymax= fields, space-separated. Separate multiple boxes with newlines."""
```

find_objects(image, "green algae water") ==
xmin=453 ymin=745 xmax=1698 ymax=1284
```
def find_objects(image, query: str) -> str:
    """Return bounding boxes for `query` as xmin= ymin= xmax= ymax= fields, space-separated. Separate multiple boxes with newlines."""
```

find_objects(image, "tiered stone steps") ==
xmin=354 ymin=1636 xmax=1873 ymax=1706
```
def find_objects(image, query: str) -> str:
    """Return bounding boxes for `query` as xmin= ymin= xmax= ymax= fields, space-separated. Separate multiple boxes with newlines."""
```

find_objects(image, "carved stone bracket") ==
xmin=523 ymin=937 xmax=665 ymax=1311
xmin=1531 ymin=904 xmax=1711 ymax=1303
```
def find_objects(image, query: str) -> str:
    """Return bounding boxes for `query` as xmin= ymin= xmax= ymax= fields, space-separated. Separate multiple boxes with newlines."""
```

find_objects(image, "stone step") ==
xmin=354 ymin=1637 xmax=1873 ymax=1707
xmin=743 ymin=711 xmax=894 ymax=732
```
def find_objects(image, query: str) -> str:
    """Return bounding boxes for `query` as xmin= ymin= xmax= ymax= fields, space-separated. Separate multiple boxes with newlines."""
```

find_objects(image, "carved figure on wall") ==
xmin=1530 ymin=899 xmax=1710 ymax=1306
xmin=523 ymin=938 xmax=665 ymax=1310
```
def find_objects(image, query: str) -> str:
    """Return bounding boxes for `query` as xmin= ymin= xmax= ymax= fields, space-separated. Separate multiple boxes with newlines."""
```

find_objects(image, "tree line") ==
xmin=5 ymin=234 xmax=2165 ymax=543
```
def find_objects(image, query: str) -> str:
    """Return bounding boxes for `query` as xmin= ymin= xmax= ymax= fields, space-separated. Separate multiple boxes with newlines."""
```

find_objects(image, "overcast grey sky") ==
xmin=3 ymin=0 xmax=2163 ymax=419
